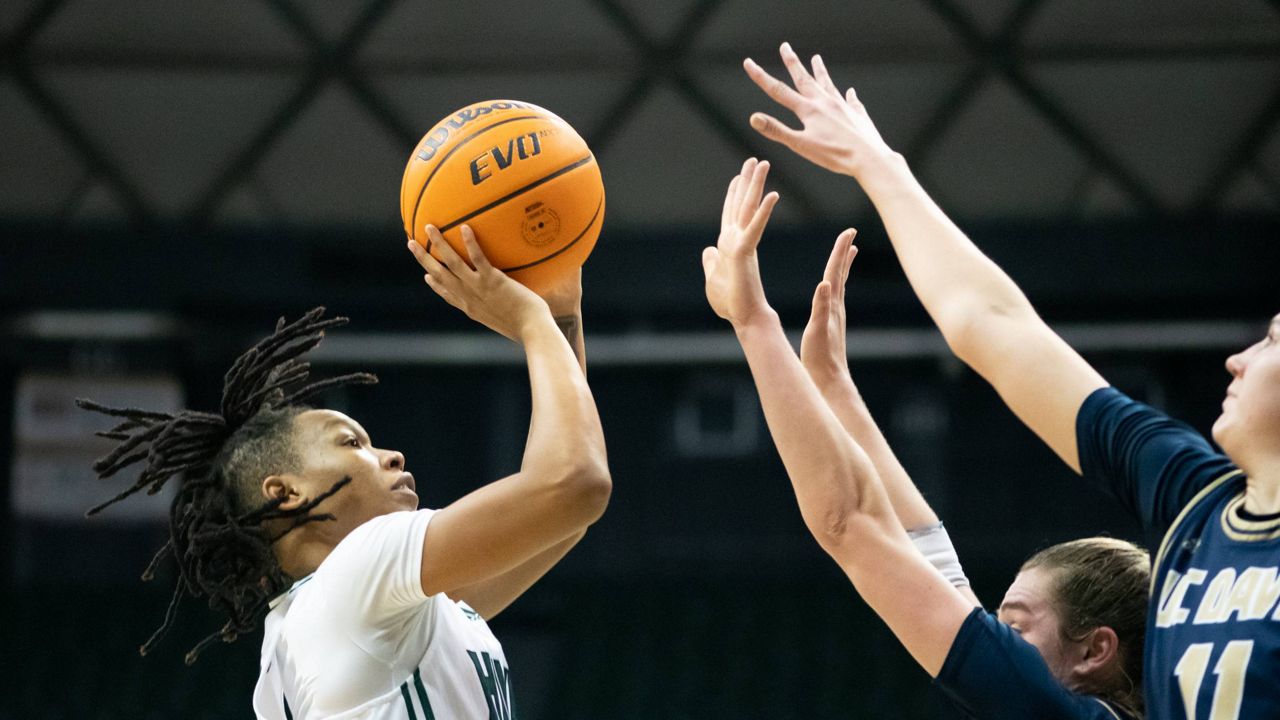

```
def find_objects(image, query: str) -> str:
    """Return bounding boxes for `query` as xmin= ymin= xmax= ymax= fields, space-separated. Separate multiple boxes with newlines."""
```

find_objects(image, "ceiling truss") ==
xmin=2 ymin=0 xmax=1279 ymax=232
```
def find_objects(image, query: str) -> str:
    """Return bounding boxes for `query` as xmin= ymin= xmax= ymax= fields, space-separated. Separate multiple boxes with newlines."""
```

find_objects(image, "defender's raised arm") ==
xmin=745 ymin=43 xmax=1106 ymax=472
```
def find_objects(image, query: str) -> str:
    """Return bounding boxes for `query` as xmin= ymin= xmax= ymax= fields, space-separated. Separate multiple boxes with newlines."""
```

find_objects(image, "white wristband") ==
xmin=908 ymin=522 xmax=970 ymax=589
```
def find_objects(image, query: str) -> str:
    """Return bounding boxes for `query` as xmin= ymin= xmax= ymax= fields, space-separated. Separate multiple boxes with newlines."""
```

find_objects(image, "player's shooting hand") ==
xmin=408 ymin=225 xmax=549 ymax=342
xmin=702 ymin=158 xmax=779 ymax=328
xmin=744 ymin=42 xmax=895 ymax=178
xmin=800 ymin=231 xmax=858 ymax=385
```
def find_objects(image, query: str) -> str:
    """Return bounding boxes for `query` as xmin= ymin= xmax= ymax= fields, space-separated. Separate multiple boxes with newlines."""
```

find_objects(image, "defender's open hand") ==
xmin=702 ymin=158 xmax=779 ymax=327
xmin=744 ymin=43 xmax=895 ymax=178
xmin=801 ymin=231 xmax=858 ymax=384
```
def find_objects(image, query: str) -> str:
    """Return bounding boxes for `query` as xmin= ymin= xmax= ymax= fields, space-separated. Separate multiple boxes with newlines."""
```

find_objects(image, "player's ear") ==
xmin=1074 ymin=625 xmax=1119 ymax=680
xmin=262 ymin=474 xmax=308 ymax=510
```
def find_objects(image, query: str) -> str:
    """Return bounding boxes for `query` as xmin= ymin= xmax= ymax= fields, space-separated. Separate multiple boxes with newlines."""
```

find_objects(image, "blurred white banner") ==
xmin=12 ymin=373 xmax=183 ymax=522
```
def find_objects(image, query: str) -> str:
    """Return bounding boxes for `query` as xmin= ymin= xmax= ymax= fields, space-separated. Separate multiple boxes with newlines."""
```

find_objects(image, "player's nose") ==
xmin=1224 ymin=342 xmax=1257 ymax=377
xmin=382 ymin=449 xmax=405 ymax=471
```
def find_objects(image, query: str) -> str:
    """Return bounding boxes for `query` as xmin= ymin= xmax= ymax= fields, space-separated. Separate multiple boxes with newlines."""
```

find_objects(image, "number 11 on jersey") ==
xmin=1174 ymin=640 xmax=1253 ymax=720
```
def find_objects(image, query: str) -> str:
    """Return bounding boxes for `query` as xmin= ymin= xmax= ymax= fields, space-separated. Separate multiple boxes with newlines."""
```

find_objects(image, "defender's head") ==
xmin=1213 ymin=313 xmax=1280 ymax=470
xmin=999 ymin=537 xmax=1149 ymax=714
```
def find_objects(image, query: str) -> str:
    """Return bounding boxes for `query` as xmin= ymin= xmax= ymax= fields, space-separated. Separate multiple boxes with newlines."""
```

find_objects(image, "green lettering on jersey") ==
xmin=400 ymin=669 xmax=436 ymax=720
xmin=467 ymin=650 xmax=516 ymax=720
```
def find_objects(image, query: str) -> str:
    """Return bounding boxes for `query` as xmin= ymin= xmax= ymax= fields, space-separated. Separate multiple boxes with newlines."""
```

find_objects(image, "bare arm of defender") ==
xmin=801 ymin=234 xmax=980 ymax=606
xmin=704 ymin=159 xmax=977 ymax=676
xmin=744 ymin=44 xmax=1106 ymax=473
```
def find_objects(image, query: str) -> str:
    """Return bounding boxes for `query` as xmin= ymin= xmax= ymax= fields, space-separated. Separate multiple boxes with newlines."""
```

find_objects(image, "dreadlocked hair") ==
xmin=77 ymin=307 xmax=377 ymax=665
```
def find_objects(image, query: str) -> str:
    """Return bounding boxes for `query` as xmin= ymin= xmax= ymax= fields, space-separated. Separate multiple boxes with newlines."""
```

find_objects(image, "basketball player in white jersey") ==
xmin=79 ymin=224 xmax=610 ymax=719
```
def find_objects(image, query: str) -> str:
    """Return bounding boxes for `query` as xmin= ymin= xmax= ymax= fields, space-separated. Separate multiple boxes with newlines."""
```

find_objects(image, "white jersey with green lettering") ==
xmin=252 ymin=510 xmax=515 ymax=720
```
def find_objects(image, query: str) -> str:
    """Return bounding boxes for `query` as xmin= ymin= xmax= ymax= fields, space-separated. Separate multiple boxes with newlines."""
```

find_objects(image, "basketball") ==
xmin=400 ymin=100 xmax=605 ymax=292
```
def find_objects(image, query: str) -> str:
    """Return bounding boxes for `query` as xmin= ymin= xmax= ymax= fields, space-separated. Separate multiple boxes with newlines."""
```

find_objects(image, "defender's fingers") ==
xmin=459 ymin=225 xmax=492 ymax=272
xmin=701 ymin=246 xmax=720 ymax=279
xmin=811 ymin=54 xmax=840 ymax=96
xmin=744 ymin=57 xmax=805 ymax=110
xmin=738 ymin=161 xmax=770 ymax=228
xmin=749 ymin=113 xmax=804 ymax=148
xmin=820 ymin=233 xmax=845 ymax=287
xmin=809 ymin=281 xmax=832 ymax=324
xmin=743 ymin=191 xmax=780 ymax=250
xmin=721 ymin=175 xmax=740 ymax=228
xmin=837 ymin=244 xmax=858 ymax=306
xmin=842 ymin=245 xmax=859 ymax=292
xmin=839 ymin=230 xmax=859 ymax=288
xmin=779 ymin=42 xmax=816 ymax=93
xmin=730 ymin=158 xmax=757 ymax=221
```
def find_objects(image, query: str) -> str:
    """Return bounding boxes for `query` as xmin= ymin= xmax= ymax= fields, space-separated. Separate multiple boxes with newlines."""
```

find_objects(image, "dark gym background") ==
xmin=1 ymin=1 xmax=1278 ymax=717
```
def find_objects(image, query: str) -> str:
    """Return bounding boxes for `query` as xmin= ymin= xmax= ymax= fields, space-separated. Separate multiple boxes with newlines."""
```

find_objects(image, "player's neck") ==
xmin=1242 ymin=458 xmax=1280 ymax=515
xmin=275 ymin=529 xmax=337 ymax=579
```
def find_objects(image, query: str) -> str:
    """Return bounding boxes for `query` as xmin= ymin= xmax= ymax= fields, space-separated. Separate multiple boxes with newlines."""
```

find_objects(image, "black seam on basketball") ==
xmin=437 ymin=155 xmax=595 ymax=234
xmin=501 ymin=194 xmax=603 ymax=273
xmin=407 ymin=114 xmax=543 ymax=236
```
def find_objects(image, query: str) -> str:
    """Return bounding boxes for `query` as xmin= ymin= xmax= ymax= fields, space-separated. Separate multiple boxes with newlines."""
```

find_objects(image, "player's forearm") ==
xmin=734 ymin=312 xmax=891 ymax=546
xmin=854 ymin=154 xmax=1040 ymax=363
xmin=812 ymin=374 xmax=939 ymax=531
xmin=519 ymin=317 xmax=610 ymax=522
xmin=454 ymin=530 xmax=586 ymax=619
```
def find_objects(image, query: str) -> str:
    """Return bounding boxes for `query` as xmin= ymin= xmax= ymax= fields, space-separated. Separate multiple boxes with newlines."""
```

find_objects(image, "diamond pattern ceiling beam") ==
xmin=266 ymin=0 xmax=417 ymax=147
xmin=918 ymin=0 xmax=1165 ymax=215
xmin=2 ymin=0 xmax=1277 ymax=226
xmin=18 ymin=39 xmax=1278 ymax=74
xmin=185 ymin=0 xmax=407 ymax=229
xmin=0 ymin=0 xmax=65 ymax=65
xmin=904 ymin=0 xmax=1047 ymax=170
xmin=1192 ymin=0 xmax=1280 ymax=215
xmin=1194 ymin=84 xmax=1280 ymax=214
xmin=2 ymin=0 xmax=154 ymax=229
xmin=588 ymin=0 xmax=824 ymax=224
xmin=1252 ymin=162 xmax=1280 ymax=209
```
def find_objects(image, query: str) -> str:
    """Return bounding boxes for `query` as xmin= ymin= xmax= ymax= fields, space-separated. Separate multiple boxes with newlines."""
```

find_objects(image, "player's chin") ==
xmin=1210 ymin=413 xmax=1233 ymax=452
xmin=391 ymin=490 xmax=420 ymax=511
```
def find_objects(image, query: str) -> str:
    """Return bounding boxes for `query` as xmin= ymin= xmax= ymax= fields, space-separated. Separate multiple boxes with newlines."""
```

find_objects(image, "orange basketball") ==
xmin=400 ymin=100 xmax=605 ymax=292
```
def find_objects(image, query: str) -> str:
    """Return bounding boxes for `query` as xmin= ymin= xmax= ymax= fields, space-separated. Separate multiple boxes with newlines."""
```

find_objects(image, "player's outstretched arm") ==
xmin=801 ymin=234 xmax=938 ymax=530
xmin=706 ymin=159 xmax=976 ymax=676
xmin=745 ymin=43 xmax=1106 ymax=473
xmin=801 ymin=236 xmax=980 ymax=605
xmin=406 ymin=228 xmax=610 ymax=617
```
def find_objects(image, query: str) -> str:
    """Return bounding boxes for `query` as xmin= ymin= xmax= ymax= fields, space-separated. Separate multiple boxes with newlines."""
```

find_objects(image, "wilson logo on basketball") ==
xmin=415 ymin=101 xmax=534 ymax=162
xmin=470 ymin=132 xmax=544 ymax=185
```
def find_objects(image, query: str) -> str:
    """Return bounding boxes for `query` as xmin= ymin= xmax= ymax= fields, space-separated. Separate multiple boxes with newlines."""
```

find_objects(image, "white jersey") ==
xmin=252 ymin=510 xmax=514 ymax=720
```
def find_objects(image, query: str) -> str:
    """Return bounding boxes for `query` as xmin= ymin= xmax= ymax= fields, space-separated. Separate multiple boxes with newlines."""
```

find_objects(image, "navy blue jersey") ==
xmin=1078 ymin=387 xmax=1280 ymax=719
xmin=935 ymin=608 xmax=1136 ymax=719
